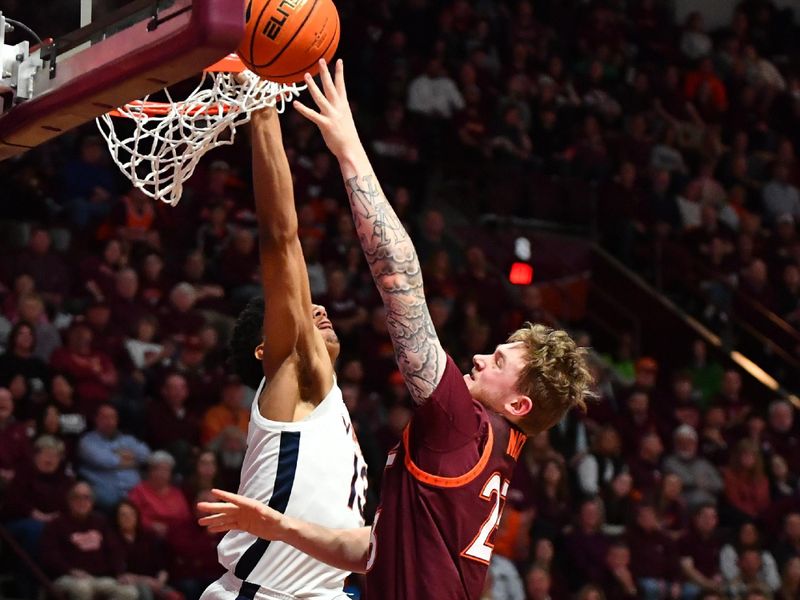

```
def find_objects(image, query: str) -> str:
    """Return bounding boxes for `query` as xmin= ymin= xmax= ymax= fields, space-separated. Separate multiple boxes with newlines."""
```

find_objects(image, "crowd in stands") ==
xmin=1 ymin=0 xmax=800 ymax=599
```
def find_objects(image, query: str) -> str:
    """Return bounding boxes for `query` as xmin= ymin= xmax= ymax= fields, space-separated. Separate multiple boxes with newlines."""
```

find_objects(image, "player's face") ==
xmin=465 ymin=342 xmax=531 ymax=418
xmin=312 ymin=304 xmax=340 ymax=358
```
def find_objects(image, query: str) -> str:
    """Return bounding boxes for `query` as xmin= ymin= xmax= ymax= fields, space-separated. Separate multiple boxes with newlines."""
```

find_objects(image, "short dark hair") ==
xmin=230 ymin=297 xmax=265 ymax=389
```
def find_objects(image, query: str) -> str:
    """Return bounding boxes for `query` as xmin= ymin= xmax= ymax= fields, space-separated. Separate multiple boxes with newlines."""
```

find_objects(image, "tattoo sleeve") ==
xmin=345 ymin=174 xmax=445 ymax=404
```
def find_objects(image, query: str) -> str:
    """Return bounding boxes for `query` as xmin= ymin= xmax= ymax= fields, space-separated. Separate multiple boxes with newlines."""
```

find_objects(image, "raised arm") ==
xmin=294 ymin=60 xmax=446 ymax=404
xmin=251 ymin=108 xmax=332 ymax=419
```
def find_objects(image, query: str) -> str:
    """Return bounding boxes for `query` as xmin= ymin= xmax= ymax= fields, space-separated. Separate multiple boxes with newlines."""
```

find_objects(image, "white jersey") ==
xmin=216 ymin=378 xmax=367 ymax=598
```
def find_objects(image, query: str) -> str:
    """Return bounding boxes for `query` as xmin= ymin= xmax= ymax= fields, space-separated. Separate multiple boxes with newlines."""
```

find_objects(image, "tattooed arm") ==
xmin=295 ymin=59 xmax=446 ymax=403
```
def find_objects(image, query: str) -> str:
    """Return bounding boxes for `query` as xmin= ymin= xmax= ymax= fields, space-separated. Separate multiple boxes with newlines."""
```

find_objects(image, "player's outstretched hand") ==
xmin=197 ymin=488 xmax=284 ymax=539
xmin=294 ymin=59 xmax=360 ymax=160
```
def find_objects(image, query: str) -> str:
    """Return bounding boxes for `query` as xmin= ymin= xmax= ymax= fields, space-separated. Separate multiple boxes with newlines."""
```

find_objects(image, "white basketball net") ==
xmin=96 ymin=70 xmax=305 ymax=206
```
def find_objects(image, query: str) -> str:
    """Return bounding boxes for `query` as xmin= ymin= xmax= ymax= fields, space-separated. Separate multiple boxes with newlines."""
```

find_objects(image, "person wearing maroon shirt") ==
xmin=600 ymin=542 xmax=639 ymax=600
xmin=168 ymin=490 xmax=225 ymax=600
xmin=626 ymin=503 xmax=680 ymax=600
xmin=197 ymin=60 xmax=593 ymax=600
xmin=146 ymin=372 xmax=200 ymax=474
xmin=563 ymin=498 xmax=612 ymax=590
xmin=0 ymin=387 xmax=32 ymax=486
xmin=40 ymin=481 xmax=138 ymax=600
xmin=629 ymin=432 xmax=665 ymax=499
xmin=50 ymin=321 xmax=118 ymax=417
xmin=679 ymin=504 xmax=724 ymax=599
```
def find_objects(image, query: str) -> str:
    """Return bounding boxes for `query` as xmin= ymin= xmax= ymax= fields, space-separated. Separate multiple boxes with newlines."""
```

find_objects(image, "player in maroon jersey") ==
xmin=198 ymin=59 xmax=593 ymax=600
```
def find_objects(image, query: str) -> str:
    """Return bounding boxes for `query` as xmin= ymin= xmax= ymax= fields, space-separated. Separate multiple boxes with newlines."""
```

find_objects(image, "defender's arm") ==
xmin=251 ymin=109 xmax=332 ymax=419
xmin=294 ymin=61 xmax=446 ymax=404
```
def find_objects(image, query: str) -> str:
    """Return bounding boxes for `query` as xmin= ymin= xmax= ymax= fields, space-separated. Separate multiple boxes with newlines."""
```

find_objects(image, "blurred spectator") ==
xmin=10 ymin=228 xmax=71 ymax=309
xmin=201 ymin=374 xmax=248 ymax=446
xmin=525 ymin=565 xmax=553 ymax=600
xmin=2 ymin=435 xmax=72 ymax=558
xmin=576 ymin=426 xmax=626 ymax=498
xmin=146 ymin=373 xmax=200 ymax=474
xmin=78 ymin=403 xmax=150 ymax=510
xmin=763 ymin=400 xmax=800 ymax=476
xmin=0 ymin=387 xmax=32 ymax=486
xmin=40 ymin=481 xmax=138 ymax=600
xmin=600 ymin=542 xmax=638 ymax=600
xmin=407 ymin=58 xmax=465 ymax=120
xmin=722 ymin=440 xmax=771 ymax=525
xmin=0 ymin=320 xmax=49 ymax=412
xmin=679 ymin=504 xmax=724 ymax=599
xmin=16 ymin=292 xmax=61 ymax=361
xmin=626 ymin=503 xmax=679 ymax=600
xmin=664 ymin=425 xmax=724 ymax=510
xmin=762 ymin=164 xmax=800 ymax=225
xmin=128 ymin=450 xmax=191 ymax=538
xmin=533 ymin=458 xmax=571 ymax=534
xmin=720 ymin=522 xmax=781 ymax=595
xmin=159 ymin=283 xmax=207 ymax=343
xmin=108 ymin=500 xmax=178 ymax=600
xmin=563 ymin=498 xmax=611 ymax=590
xmin=778 ymin=557 xmax=800 ymax=600
xmin=629 ymin=432 xmax=664 ymax=499
xmin=165 ymin=490 xmax=225 ymax=600
xmin=773 ymin=513 xmax=800 ymax=571
xmin=182 ymin=450 xmax=220 ymax=504
xmin=50 ymin=321 xmax=118 ymax=416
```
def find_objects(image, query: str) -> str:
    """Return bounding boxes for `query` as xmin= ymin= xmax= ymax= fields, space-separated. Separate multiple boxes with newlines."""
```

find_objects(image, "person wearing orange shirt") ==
xmin=201 ymin=375 xmax=249 ymax=446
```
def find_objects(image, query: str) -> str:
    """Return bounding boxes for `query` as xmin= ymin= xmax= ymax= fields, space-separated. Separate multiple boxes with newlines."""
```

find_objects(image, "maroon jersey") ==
xmin=365 ymin=355 xmax=526 ymax=599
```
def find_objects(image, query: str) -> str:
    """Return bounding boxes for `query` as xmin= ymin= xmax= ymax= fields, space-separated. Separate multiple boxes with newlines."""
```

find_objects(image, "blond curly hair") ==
xmin=507 ymin=323 xmax=593 ymax=436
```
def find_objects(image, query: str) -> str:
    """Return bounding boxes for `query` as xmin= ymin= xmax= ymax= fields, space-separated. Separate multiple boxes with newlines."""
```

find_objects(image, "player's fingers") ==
xmin=334 ymin=59 xmax=347 ymax=101
xmin=303 ymin=73 xmax=332 ymax=113
xmin=293 ymin=101 xmax=326 ymax=126
xmin=318 ymin=59 xmax=338 ymax=102
xmin=210 ymin=488 xmax=249 ymax=504
xmin=208 ymin=524 xmax=233 ymax=533
xmin=196 ymin=501 xmax=235 ymax=514
xmin=198 ymin=513 xmax=233 ymax=526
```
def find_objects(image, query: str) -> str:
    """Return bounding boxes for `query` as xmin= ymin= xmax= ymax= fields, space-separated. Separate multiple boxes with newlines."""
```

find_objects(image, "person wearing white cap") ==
xmin=663 ymin=424 xmax=723 ymax=510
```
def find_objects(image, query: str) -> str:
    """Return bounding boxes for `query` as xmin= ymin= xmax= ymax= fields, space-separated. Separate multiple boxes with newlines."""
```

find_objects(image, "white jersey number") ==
xmin=461 ymin=472 xmax=509 ymax=564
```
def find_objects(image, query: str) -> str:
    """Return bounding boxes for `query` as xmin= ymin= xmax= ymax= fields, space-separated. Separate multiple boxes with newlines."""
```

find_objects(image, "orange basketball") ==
xmin=237 ymin=0 xmax=340 ymax=84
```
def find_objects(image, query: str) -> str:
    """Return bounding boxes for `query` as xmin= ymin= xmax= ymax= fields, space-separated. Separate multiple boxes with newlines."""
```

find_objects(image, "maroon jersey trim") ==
xmin=401 ymin=422 xmax=494 ymax=488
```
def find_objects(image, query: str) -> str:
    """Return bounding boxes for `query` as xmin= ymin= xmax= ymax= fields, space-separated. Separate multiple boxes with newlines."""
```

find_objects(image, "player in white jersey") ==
xmin=199 ymin=105 xmax=367 ymax=600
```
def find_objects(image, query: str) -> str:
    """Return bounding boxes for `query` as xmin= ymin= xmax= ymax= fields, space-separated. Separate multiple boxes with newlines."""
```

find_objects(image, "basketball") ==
xmin=237 ymin=0 xmax=340 ymax=84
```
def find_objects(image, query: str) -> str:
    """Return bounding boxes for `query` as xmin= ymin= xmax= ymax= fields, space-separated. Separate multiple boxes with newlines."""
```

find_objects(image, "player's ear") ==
xmin=506 ymin=394 xmax=532 ymax=417
xmin=254 ymin=342 xmax=265 ymax=361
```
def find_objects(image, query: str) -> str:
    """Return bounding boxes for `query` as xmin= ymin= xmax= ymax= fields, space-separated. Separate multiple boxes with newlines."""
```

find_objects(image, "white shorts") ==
xmin=199 ymin=571 xmax=352 ymax=600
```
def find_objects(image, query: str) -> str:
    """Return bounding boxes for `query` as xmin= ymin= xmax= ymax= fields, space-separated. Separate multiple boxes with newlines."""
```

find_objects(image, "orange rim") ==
xmin=108 ymin=54 xmax=245 ymax=118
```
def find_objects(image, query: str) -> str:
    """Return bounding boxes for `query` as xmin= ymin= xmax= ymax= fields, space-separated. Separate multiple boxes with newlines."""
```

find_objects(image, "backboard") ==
xmin=0 ymin=0 xmax=245 ymax=161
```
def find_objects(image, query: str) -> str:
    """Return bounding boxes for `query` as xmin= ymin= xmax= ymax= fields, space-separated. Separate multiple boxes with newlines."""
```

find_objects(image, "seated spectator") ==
xmin=773 ymin=513 xmax=800 ymax=571
xmin=40 ymin=481 xmax=137 ymax=600
xmin=182 ymin=450 xmax=220 ymax=504
xmin=165 ymin=490 xmax=225 ymax=600
xmin=699 ymin=406 xmax=731 ymax=466
xmin=201 ymin=374 xmax=248 ymax=446
xmin=488 ymin=552 xmax=525 ymax=600
xmin=768 ymin=455 xmax=797 ymax=502
xmin=679 ymin=504 xmax=724 ymax=600
xmin=78 ymin=403 xmax=150 ymax=510
xmin=725 ymin=549 xmax=779 ymax=600
xmin=629 ymin=432 xmax=664 ymax=499
xmin=778 ymin=557 xmax=800 ymax=600
xmin=2 ymin=435 xmax=73 ymax=558
xmin=0 ymin=387 xmax=32 ymax=487
xmin=722 ymin=440 xmax=771 ymax=525
xmin=158 ymin=283 xmax=207 ymax=344
xmin=48 ymin=373 xmax=89 ymax=456
xmin=109 ymin=500 xmax=178 ymax=600
xmin=109 ymin=268 xmax=150 ymax=335
xmin=10 ymin=228 xmax=71 ymax=309
xmin=50 ymin=321 xmax=118 ymax=417
xmin=79 ymin=238 xmax=126 ymax=302
xmin=762 ymin=163 xmax=800 ymax=225
xmin=207 ymin=426 xmax=246 ymax=489
xmin=110 ymin=187 xmax=156 ymax=242
xmin=664 ymin=424 xmax=724 ymax=510
xmin=563 ymin=498 xmax=611 ymax=590
xmin=614 ymin=390 xmax=660 ymax=460
xmin=15 ymin=292 xmax=61 ymax=362
xmin=721 ymin=522 xmax=781 ymax=595
xmin=533 ymin=458 xmax=571 ymax=534
xmin=600 ymin=542 xmax=638 ymax=600
xmin=525 ymin=565 xmax=554 ymax=600
xmin=0 ymin=320 xmax=50 ymax=414
xmin=655 ymin=473 xmax=690 ymax=539
xmin=627 ymin=503 xmax=679 ymax=600
xmin=680 ymin=12 xmax=712 ymax=60
xmin=763 ymin=400 xmax=800 ymax=477
xmin=576 ymin=426 xmax=627 ymax=499
xmin=146 ymin=373 xmax=200 ymax=474
xmin=128 ymin=450 xmax=192 ymax=538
